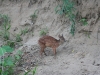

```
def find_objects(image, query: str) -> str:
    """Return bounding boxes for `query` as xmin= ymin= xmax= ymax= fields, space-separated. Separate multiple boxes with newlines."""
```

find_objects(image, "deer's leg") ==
xmin=43 ymin=50 xmax=47 ymax=56
xmin=40 ymin=46 xmax=47 ymax=56
xmin=53 ymin=48 xmax=57 ymax=58
xmin=53 ymin=48 xmax=56 ymax=55
xmin=40 ymin=47 xmax=44 ymax=56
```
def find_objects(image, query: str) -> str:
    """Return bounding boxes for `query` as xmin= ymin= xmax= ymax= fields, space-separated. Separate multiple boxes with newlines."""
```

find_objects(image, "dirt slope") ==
xmin=0 ymin=0 xmax=100 ymax=75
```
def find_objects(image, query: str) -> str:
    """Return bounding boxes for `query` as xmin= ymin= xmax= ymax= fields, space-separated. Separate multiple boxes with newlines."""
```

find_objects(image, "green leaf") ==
xmin=2 ymin=46 xmax=14 ymax=53
xmin=2 ymin=70 xmax=9 ymax=75
xmin=33 ymin=67 xmax=37 ymax=75
xmin=15 ymin=55 xmax=20 ymax=60
xmin=4 ymin=57 xmax=14 ymax=66
xmin=0 ymin=47 xmax=6 ymax=56
xmin=15 ymin=50 xmax=22 ymax=60
xmin=6 ymin=23 xmax=11 ymax=30
xmin=83 ymin=22 xmax=88 ymax=26
xmin=80 ymin=18 xmax=88 ymax=26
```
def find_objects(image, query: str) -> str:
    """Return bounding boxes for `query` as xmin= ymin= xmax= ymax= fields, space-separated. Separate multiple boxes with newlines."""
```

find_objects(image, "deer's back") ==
xmin=38 ymin=35 xmax=59 ymax=47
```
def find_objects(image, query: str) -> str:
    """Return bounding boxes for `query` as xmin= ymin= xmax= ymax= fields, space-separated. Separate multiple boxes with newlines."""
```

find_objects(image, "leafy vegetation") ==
xmin=80 ymin=18 xmax=88 ymax=26
xmin=0 ymin=42 xmax=36 ymax=75
xmin=20 ymin=28 xmax=29 ymax=35
xmin=24 ymin=66 xmax=37 ymax=75
xmin=55 ymin=0 xmax=76 ymax=35
xmin=32 ymin=66 xmax=37 ymax=75
xmin=0 ymin=46 xmax=22 ymax=75
xmin=39 ymin=28 xmax=48 ymax=36
xmin=30 ymin=10 xmax=38 ymax=24
xmin=0 ymin=14 xmax=30 ymax=47
xmin=5 ymin=40 xmax=15 ymax=48
xmin=0 ymin=14 xmax=11 ymax=40
xmin=0 ymin=14 xmax=19 ymax=47
xmin=15 ymin=34 xmax=22 ymax=42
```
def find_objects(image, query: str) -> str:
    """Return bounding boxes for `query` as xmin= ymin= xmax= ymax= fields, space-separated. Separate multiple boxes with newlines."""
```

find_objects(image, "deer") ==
xmin=38 ymin=34 xmax=66 ymax=57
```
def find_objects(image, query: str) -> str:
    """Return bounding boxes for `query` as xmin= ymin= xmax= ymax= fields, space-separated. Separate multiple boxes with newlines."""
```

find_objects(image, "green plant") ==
xmin=14 ymin=50 xmax=23 ymax=63
xmin=80 ymin=18 xmax=88 ymax=26
xmin=0 ymin=14 xmax=11 ymax=40
xmin=24 ymin=66 xmax=37 ymax=75
xmin=20 ymin=28 xmax=29 ymax=35
xmin=39 ymin=28 xmax=48 ymax=36
xmin=15 ymin=34 xmax=22 ymax=42
xmin=32 ymin=66 xmax=37 ymax=75
xmin=30 ymin=10 xmax=38 ymax=23
xmin=0 ymin=46 xmax=14 ymax=75
xmin=5 ymin=40 xmax=15 ymax=48
xmin=55 ymin=0 xmax=76 ymax=35
xmin=0 ymin=46 xmax=22 ymax=75
xmin=0 ymin=14 xmax=24 ymax=48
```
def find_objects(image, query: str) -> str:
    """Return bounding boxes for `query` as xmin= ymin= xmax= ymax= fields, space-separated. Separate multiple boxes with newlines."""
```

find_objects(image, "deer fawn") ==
xmin=38 ymin=34 xmax=66 ymax=57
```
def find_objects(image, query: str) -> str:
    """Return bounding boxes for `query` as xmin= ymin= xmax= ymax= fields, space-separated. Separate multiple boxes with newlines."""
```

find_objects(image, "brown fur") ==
xmin=38 ymin=35 xmax=65 ymax=56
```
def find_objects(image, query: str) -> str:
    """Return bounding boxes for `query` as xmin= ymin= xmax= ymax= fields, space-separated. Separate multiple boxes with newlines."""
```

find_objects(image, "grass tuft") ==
xmin=55 ymin=0 xmax=76 ymax=35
